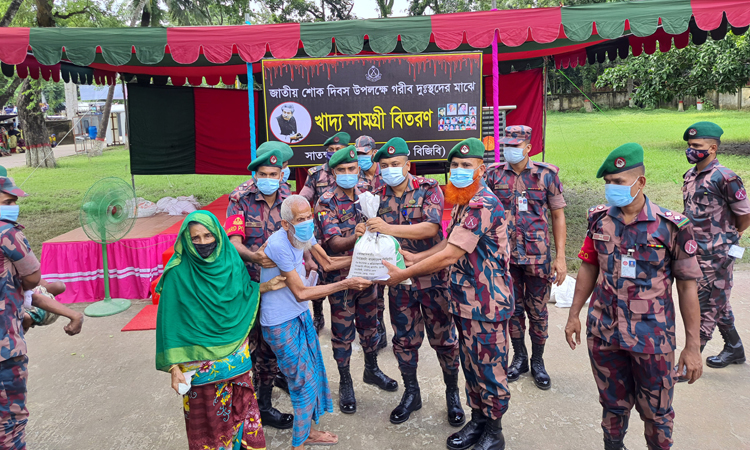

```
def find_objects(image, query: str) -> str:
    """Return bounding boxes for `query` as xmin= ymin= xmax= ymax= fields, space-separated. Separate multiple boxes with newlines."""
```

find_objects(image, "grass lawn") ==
xmin=6 ymin=108 xmax=750 ymax=270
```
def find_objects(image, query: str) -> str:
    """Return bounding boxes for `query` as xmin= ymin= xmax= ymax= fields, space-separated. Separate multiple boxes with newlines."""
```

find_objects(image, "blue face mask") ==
xmin=382 ymin=166 xmax=406 ymax=187
xmin=450 ymin=168 xmax=476 ymax=189
xmin=0 ymin=205 xmax=19 ymax=222
xmin=293 ymin=219 xmax=315 ymax=243
xmin=336 ymin=173 xmax=358 ymax=189
xmin=358 ymin=155 xmax=373 ymax=171
xmin=281 ymin=167 xmax=291 ymax=184
xmin=503 ymin=146 xmax=526 ymax=165
xmin=256 ymin=177 xmax=280 ymax=196
xmin=605 ymin=177 xmax=641 ymax=207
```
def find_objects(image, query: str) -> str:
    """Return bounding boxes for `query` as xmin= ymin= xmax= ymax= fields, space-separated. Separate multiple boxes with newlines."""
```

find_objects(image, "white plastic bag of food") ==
xmin=347 ymin=192 xmax=411 ymax=285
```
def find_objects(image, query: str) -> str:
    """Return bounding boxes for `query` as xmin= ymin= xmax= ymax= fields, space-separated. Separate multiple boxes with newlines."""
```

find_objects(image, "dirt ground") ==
xmin=24 ymin=271 xmax=750 ymax=450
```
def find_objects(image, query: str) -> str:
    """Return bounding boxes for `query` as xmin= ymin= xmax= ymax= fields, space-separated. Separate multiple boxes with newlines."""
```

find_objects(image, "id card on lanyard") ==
xmin=518 ymin=191 xmax=528 ymax=213
xmin=621 ymin=249 xmax=636 ymax=279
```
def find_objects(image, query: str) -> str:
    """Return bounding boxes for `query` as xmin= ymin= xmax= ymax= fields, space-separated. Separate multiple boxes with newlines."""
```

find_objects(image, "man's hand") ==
xmin=64 ymin=313 xmax=84 ymax=336
xmin=677 ymin=346 xmax=703 ymax=384
xmin=366 ymin=217 xmax=391 ymax=235
xmin=400 ymin=249 xmax=417 ymax=267
xmin=380 ymin=260 xmax=407 ymax=287
xmin=564 ymin=315 xmax=581 ymax=350
xmin=171 ymin=366 xmax=187 ymax=394
xmin=355 ymin=223 xmax=367 ymax=239
xmin=251 ymin=242 xmax=276 ymax=268
xmin=552 ymin=255 xmax=568 ymax=287
xmin=325 ymin=256 xmax=352 ymax=272
xmin=262 ymin=275 xmax=287 ymax=293
xmin=305 ymin=256 xmax=318 ymax=276
xmin=345 ymin=277 xmax=372 ymax=291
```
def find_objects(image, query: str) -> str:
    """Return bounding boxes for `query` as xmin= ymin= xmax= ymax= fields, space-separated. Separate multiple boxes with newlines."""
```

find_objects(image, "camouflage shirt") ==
xmin=580 ymin=198 xmax=703 ymax=354
xmin=377 ymin=173 xmax=447 ymax=290
xmin=314 ymin=186 xmax=364 ymax=281
xmin=226 ymin=181 xmax=291 ymax=282
xmin=484 ymin=160 xmax=566 ymax=265
xmin=300 ymin=163 xmax=335 ymax=206
xmin=228 ymin=177 xmax=293 ymax=203
xmin=445 ymin=182 xmax=512 ymax=322
xmin=0 ymin=221 xmax=40 ymax=362
xmin=359 ymin=165 xmax=383 ymax=193
xmin=682 ymin=159 xmax=750 ymax=257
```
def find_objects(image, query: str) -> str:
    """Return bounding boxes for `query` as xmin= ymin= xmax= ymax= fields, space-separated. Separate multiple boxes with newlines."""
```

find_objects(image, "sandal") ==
xmin=304 ymin=430 xmax=338 ymax=446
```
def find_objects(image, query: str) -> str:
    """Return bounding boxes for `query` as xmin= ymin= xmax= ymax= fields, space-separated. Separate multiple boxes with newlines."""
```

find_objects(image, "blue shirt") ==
xmin=259 ymin=230 xmax=309 ymax=327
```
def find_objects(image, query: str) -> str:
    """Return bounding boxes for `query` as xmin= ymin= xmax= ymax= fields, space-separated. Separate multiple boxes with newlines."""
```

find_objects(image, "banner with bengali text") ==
xmin=262 ymin=52 xmax=482 ymax=166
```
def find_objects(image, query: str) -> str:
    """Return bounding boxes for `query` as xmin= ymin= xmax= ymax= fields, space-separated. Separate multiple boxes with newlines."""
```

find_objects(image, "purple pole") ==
xmin=492 ymin=28 xmax=500 ymax=163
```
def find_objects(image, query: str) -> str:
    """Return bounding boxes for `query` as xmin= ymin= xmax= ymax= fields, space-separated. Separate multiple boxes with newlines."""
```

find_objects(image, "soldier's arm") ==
xmin=371 ymin=221 xmax=440 ymax=241
xmin=328 ymin=234 xmax=358 ymax=255
xmin=565 ymin=235 xmax=599 ymax=350
xmin=280 ymin=266 xmax=370 ymax=301
xmin=735 ymin=214 xmax=750 ymax=234
xmin=550 ymin=208 xmax=567 ymax=285
xmin=299 ymin=172 xmax=317 ymax=203
xmin=721 ymin=174 xmax=750 ymax=233
xmin=6 ymin=230 xmax=41 ymax=290
xmin=675 ymin=278 xmax=702 ymax=384
xmin=382 ymin=242 xmax=465 ymax=286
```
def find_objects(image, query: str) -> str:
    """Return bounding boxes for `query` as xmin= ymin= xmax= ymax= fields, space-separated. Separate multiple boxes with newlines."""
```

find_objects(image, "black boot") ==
xmin=363 ymin=351 xmax=399 ymax=391
xmin=604 ymin=437 xmax=627 ymax=450
xmin=273 ymin=372 xmax=289 ymax=394
xmin=338 ymin=366 xmax=357 ymax=414
xmin=390 ymin=372 xmax=421 ymax=424
xmin=706 ymin=327 xmax=746 ymax=368
xmin=377 ymin=319 xmax=388 ymax=351
xmin=447 ymin=409 xmax=487 ymax=450
xmin=256 ymin=383 xmax=294 ymax=429
xmin=443 ymin=371 xmax=465 ymax=427
xmin=472 ymin=417 xmax=505 ymax=450
xmin=507 ymin=337 xmax=529 ymax=382
xmin=530 ymin=343 xmax=551 ymax=390
xmin=312 ymin=300 xmax=325 ymax=334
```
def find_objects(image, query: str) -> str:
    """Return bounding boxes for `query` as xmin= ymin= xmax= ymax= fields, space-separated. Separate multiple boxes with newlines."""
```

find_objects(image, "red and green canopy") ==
xmin=1 ymin=0 xmax=748 ymax=85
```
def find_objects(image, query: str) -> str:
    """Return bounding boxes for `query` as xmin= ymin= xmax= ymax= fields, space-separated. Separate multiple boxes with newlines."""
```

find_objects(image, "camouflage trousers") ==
xmin=389 ymin=286 xmax=460 ymax=376
xmin=329 ymin=284 xmax=379 ymax=367
xmin=248 ymin=319 xmax=279 ymax=386
xmin=508 ymin=263 xmax=551 ymax=345
xmin=697 ymin=255 xmax=735 ymax=345
xmin=377 ymin=285 xmax=386 ymax=330
xmin=0 ymin=355 xmax=28 ymax=450
xmin=588 ymin=336 xmax=675 ymax=449
xmin=454 ymin=316 xmax=510 ymax=420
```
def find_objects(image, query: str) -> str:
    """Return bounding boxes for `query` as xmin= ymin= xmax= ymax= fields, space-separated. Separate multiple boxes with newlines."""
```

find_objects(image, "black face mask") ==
xmin=194 ymin=242 xmax=217 ymax=259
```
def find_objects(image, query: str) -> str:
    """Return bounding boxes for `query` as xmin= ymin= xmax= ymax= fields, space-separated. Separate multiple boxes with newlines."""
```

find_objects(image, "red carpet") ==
xmin=160 ymin=195 xmax=230 ymax=236
xmin=121 ymin=304 xmax=158 ymax=332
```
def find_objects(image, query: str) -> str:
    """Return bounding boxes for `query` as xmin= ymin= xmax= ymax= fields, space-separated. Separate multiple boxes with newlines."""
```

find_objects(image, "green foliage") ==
xmin=596 ymin=33 xmax=750 ymax=107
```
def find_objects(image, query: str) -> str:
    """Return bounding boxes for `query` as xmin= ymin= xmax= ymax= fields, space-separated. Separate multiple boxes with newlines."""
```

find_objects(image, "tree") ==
xmin=376 ymin=0 xmax=393 ymax=18
xmin=0 ymin=0 xmax=23 ymax=26
xmin=17 ymin=79 xmax=56 ymax=167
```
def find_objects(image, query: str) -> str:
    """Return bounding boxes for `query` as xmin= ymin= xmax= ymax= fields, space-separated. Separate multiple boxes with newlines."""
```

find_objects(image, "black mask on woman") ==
xmin=194 ymin=242 xmax=217 ymax=259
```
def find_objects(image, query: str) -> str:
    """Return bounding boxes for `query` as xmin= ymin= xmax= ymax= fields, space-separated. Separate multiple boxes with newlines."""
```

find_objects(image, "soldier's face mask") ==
xmin=685 ymin=146 xmax=711 ymax=164
xmin=382 ymin=166 xmax=407 ymax=187
xmin=605 ymin=177 xmax=641 ymax=207
xmin=0 ymin=205 xmax=19 ymax=222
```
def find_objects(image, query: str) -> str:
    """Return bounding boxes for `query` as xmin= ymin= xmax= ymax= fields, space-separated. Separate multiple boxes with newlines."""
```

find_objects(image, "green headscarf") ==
xmin=154 ymin=211 xmax=259 ymax=372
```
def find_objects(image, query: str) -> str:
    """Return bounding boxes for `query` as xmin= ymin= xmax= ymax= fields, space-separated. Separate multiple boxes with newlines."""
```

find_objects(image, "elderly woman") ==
xmin=261 ymin=195 xmax=372 ymax=449
xmin=156 ymin=210 xmax=285 ymax=450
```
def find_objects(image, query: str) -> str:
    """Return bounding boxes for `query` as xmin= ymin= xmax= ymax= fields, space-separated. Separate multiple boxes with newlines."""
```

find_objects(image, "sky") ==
xmin=350 ymin=0 xmax=413 ymax=19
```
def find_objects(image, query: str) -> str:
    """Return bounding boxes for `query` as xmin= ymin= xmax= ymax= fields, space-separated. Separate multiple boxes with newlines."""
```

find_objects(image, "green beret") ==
xmin=323 ymin=132 xmax=350 ymax=148
xmin=447 ymin=138 xmax=485 ymax=161
xmin=684 ymin=121 xmax=724 ymax=141
xmin=247 ymin=148 xmax=283 ymax=172
xmin=373 ymin=137 xmax=409 ymax=162
xmin=328 ymin=146 xmax=358 ymax=168
xmin=257 ymin=141 xmax=293 ymax=163
xmin=596 ymin=143 xmax=644 ymax=178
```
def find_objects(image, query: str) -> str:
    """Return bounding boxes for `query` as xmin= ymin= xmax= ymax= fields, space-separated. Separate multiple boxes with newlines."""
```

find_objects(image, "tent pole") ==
xmin=542 ymin=57 xmax=549 ymax=162
xmin=492 ymin=28 xmax=500 ymax=163
xmin=245 ymin=17 xmax=257 ymax=172
xmin=121 ymin=75 xmax=135 ymax=192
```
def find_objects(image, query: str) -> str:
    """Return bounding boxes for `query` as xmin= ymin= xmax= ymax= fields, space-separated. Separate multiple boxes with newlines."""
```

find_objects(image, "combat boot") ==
xmin=377 ymin=318 xmax=388 ymax=351
xmin=338 ymin=366 xmax=357 ymax=414
xmin=530 ymin=342 xmax=551 ymax=390
xmin=390 ymin=372 xmax=421 ymax=424
xmin=256 ymin=383 xmax=294 ymax=429
xmin=446 ymin=409 xmax=487 ymax=450
xmin=443 ymin=371 xmax=465 ymax=427
xmin=363 ymin=351 xmax=399 ymax=391
xmin=706 ymin=326 xmax=746 ymax=368
xmin=507 ymin=337 xmax=529 ymax=382
xmin=472 ymin=417 xmax=505 ymax=450
xmin=604 ymin=437 xmax=627 ymax=450
xmin=312 ymin=300 xmax=325 ymax=334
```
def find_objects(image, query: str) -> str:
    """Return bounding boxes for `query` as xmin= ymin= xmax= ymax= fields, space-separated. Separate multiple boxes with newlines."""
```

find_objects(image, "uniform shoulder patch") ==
xmin=588 ymin=204 xmax=608 ymax=218
xmin=716 ymin=165 xmax=740 ymax=183
xmin=308 ymin=165 xmax=323 ymax=176
xmin=419 ymin=177 xmax=438 ymax=187
xmin=469 ymin=196 xmax=484 ymax=209
xmin=657 ymin=209 xmax=690 ymax=228
xmin=534 ymin=161 xmax=560 ymax=174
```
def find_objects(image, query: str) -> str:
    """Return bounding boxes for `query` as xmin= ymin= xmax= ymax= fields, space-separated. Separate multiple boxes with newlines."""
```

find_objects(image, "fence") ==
xmin=547 ymin=87 xmax=750 ymax=112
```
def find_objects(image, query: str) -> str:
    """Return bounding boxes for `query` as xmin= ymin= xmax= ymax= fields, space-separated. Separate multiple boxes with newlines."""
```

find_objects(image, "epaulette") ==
xmin=587 ymin=204 xmax=608 ymax=218
xmin=533 ymin=161 xmax=560 ymax=174
xmin=308 ymin=165 xmax=324 ymax=176
xmin=417 ymin=177 xmax=438 ymax=187
xmin=657 ymin=209 xmax=690 ymax=228
xmin=319 ymin=191 xmax=335 ymax=204
xmin=469 ymin=196 xmax=484 ymax=209
xmin=229 ymin=179 xmax=256 ymax=203
xmin=716 ymin=165 xmax=740 ymax=183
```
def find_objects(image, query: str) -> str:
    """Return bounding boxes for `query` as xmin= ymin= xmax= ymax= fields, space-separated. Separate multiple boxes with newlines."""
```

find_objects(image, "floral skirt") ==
xmin=183 ymin=371 xmax=265 ymax=450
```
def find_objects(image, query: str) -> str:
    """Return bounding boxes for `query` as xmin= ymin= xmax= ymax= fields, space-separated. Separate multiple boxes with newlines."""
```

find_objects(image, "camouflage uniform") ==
xmin=377 ymin=174 xmax=459 ymax=376
xmin=682 ymin=158 xmax=750 ymax=344
xmin=315 ymin=186 xmax=379 ymax=367
xmin=226 ymin=181 xmax=291 ymax=385
xmin=484 ymin=159 xmax=566 ymax=345
xmin=579 ymin=198 xmax=702 ymax=449
xmin=445 ymin=182 xmax=512 ymax=420
xmin=299 ymin=163 xmax=334 ymax=206
xmin=359 ymin=165 xmax=382 ymax=193
xmin=0 ymin=220 xmax=41 ymax=449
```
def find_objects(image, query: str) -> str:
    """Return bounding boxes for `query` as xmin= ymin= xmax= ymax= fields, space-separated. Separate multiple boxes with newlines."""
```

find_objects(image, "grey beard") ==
xmin=291 ymin=234 xmax=313 ymax=252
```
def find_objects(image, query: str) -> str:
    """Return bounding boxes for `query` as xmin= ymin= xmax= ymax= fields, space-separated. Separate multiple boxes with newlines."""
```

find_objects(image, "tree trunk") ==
xmin=17 ymin=79 xmax=56 ymax=168
xmin=0 ymin=0 xmax=24 ymax=27
xmin=92 ymin=82 xmax=116 ymax=156
xmin=0 ymin=77 xmax=22 ymax=108
xmin=34 ymin=0 xmax=55 ymax=27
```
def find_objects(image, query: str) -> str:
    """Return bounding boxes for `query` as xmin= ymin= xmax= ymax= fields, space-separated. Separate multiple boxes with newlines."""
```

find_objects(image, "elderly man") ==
xmin=565 ymin=143 xmax=703 ymax=450
xmin=360 ymin=137 xmax=463 ymax=426
xmin=315 ymin=146 xmax=398 ymax=414
xmin=261 ymin=194 xmax=372 ymax=449
xmin=383 ymin=138 xmax=512 ymax=450
xmin=0 ymin=174 xmax=41 ymax=449
xmin=300 ymin=131 xmax=351 ymax=333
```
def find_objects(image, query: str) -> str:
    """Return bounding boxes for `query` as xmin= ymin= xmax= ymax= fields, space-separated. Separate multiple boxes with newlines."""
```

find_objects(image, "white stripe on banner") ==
xmin=44 ymin=265 xmax=165 ymax=283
